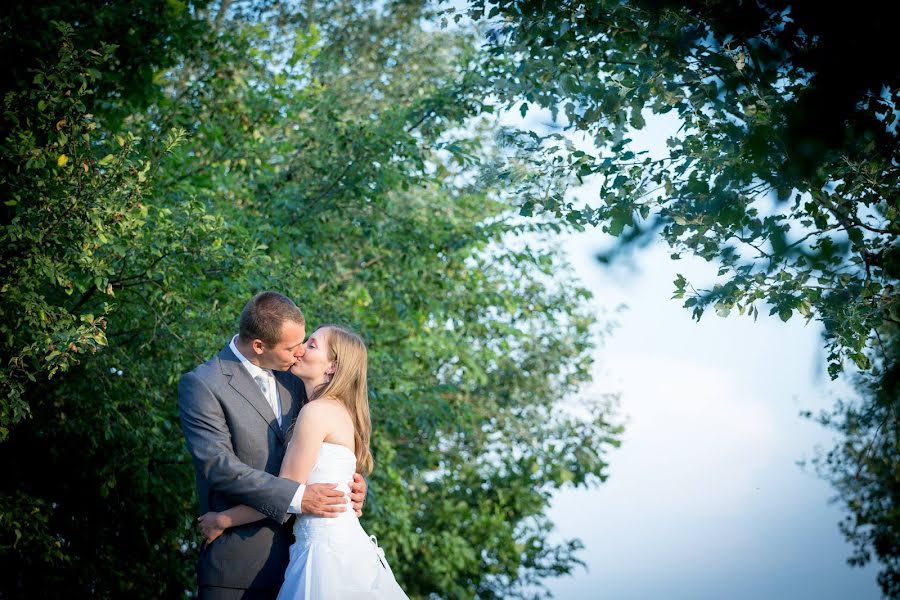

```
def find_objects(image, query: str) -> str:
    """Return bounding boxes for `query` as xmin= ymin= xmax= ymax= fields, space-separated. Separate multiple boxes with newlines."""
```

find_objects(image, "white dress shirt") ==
xmin=230 ymin=335 xmax=305 ymax=514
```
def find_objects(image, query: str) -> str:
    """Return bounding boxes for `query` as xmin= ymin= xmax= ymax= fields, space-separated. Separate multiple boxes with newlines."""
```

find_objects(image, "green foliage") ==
xmin=805 ymin=329 xmax=900 ymax=597
xmin=0 ymin=2 xmax=621 ymax=598
xmin=0 ymin=0 xmax=210 ymax=125
xmin=0 ymin=23 xmax=220 ymax=440
xmin=466 ymin=0 xmax=898 ymax=380
xmin=460 ymin=0 xmax=898 ymax=595
xmin=0 ymin=21 xmax=239 ymax=597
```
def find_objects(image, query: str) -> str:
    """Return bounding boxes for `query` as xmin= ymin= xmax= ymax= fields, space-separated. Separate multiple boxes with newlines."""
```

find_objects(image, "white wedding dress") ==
xmin=277 ymin=442 xmax=408 ymax=600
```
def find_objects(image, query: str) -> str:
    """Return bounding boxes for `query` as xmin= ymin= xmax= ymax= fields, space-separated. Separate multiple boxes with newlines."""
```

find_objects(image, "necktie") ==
xmin=254 ymin=371 xmax=281 ymax=425
xmin=254 ymin=373 xmax=268 ymax=396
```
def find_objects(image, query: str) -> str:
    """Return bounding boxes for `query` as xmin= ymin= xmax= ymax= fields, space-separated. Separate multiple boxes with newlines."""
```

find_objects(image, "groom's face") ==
xmin=257 ymin=320 xmax=306 ymax=371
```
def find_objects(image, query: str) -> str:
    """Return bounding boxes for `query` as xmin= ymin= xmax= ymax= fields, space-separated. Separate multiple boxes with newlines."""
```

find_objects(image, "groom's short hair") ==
xmin=239 ymin=292 xmax=305 ymax=346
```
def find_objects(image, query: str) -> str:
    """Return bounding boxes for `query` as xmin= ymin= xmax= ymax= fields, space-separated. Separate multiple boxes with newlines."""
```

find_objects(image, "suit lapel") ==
xmin=218 ymin=347 xmax=285 ymax=443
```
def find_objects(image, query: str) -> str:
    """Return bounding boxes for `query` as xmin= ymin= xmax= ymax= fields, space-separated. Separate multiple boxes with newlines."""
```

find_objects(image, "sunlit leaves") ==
xmin=0 ymin=3 xmax=621 ymax=598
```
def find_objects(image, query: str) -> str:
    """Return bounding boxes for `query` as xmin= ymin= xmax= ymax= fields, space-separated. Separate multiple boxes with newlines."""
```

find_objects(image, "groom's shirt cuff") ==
xmin=287 ymin=484 xmax=306 ymax=514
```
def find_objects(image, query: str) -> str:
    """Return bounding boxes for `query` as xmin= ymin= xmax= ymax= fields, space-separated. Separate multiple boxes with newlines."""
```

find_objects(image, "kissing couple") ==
xmin=178 ymin=292 xmax=408 ymax=599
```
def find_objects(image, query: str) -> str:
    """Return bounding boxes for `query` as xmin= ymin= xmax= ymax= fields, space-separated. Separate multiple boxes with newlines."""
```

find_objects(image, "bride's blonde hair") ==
xmin=309 ymin=325 xmax=373 ymax=476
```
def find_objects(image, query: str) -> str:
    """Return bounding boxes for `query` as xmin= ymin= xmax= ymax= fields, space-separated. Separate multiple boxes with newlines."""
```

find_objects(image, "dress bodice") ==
xmin=298 ymin=442 xmax=357 ymax=525
xmin=308 ymin=442 xmax=356 ymax=485
xmin=280 ymin=443 xmax=409 ymax=599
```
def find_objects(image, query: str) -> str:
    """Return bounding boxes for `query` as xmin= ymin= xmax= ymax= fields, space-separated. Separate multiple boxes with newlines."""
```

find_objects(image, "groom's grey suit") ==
xmin=179 ymin=344 xmax=306 ymax=597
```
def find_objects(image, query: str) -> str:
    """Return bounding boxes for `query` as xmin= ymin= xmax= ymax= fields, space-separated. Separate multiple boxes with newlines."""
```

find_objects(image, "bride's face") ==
xmin=290 ymin=328 xmax=333 ymax=383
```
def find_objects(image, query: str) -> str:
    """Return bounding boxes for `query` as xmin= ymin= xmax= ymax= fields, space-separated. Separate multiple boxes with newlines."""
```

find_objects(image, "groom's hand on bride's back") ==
xmin=349 ymin=473 xmax=367 ymax=518
xmin=301 ymin=483 xmax=348 ymax=517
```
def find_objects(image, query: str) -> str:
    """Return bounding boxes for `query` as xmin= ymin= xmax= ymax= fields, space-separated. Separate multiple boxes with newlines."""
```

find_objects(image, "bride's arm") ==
xmin=198 ymin=402 xmax=331 ymax=541
xmin=198 ymin=505 xmax=265 ymax=542
xmin=278 ymin=401 xmax=330 ymax=483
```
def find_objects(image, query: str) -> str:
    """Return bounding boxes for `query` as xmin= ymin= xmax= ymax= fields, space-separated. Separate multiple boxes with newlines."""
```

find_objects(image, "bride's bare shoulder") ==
xmin=301 ymin=397 xmax=353 ymax=438
xmin=299 ymin=397 xmax=347 ymax=419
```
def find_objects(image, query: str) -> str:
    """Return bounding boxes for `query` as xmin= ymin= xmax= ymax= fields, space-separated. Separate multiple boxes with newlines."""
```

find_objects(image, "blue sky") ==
xmin=542 ymin=233 xmax=881 ymax=599
xmin=491 ymin=87 xmax=887 ymax=597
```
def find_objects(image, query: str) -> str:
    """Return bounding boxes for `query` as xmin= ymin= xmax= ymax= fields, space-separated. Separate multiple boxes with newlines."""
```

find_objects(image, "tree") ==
xmin=0 ymin=0 xmax=210 ymax=128
xmin=460 ymin=0 xmax=898 ymax=594
xmin=0 ymin=2 xmax=621 ymax=597
xmin=806 ymin=327 xmax=900 ymax=597
xmin=0 ymin=15 xmax=240 ymax=595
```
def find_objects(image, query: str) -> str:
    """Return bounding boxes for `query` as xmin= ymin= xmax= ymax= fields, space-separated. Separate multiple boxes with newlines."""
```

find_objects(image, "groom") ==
xmin=179 ymin=291 xmax=367 ymax=599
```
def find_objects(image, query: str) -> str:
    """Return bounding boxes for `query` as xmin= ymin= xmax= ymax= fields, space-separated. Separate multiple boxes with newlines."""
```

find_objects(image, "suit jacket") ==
xmin=178 ymin=344 xmax=306 ymax=591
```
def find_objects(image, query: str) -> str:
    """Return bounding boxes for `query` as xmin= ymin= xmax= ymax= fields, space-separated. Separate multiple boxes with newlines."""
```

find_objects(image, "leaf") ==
xmin=630 ymin=110 xmax=645 ymax=129
xmin=519 ymin=201 xmax=534 ymax=217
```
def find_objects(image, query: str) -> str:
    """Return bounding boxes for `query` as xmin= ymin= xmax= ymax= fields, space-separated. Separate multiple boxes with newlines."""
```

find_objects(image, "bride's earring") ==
xmin=324 ymin=362 xmax=336 ymax=384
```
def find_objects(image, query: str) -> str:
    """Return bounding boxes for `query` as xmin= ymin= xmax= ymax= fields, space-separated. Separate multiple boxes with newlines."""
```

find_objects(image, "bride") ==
xmin=198 ymin=325 xmax=408 ymax=599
